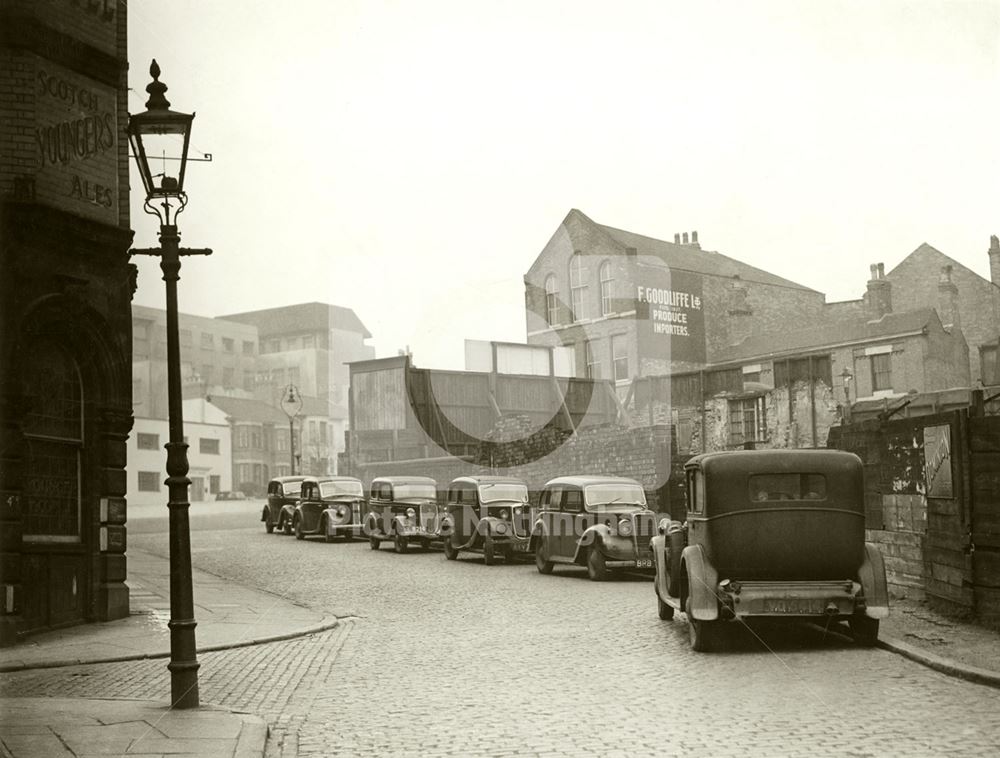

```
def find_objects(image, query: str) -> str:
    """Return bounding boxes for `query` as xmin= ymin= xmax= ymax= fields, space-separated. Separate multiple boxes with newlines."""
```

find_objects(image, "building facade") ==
xmin=0 ymin=0 xmax=132 ymax=644
xmin=128 ymin=400 xmax=232 ymax=507
xmin=524 ymin=209 xmax=825 ymax=389
xmin=131 ymin=304 xmax=259 ymax=419
xmin=221 ymin=303 xmax=375 ymax=470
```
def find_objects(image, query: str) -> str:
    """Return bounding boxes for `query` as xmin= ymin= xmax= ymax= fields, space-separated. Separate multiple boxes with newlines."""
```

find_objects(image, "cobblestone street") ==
xmin=3 ymin=524 xmax=1000 ymax=757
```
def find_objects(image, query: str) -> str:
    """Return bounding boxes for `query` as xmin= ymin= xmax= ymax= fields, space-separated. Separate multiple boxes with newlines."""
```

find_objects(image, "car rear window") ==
xmin=282 ymin=482 xmax=303 ymax=496
xmin=748 ymin=473 xmax=826 ymax=502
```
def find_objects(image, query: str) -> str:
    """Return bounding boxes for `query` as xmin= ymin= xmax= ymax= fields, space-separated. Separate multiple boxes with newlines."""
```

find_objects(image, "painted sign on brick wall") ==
xmin=634 ymin=267 xmax=706 ymax=364
xmin=31 ymin=57 xmax=119 ymax=224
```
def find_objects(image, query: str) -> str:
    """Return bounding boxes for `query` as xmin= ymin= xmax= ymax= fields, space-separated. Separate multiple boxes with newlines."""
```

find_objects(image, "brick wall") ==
xmin=887 ymin=245 xmax=1000 ymax=384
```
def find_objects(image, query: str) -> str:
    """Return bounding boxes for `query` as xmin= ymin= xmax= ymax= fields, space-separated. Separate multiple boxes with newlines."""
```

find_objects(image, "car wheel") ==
xmin=369 ymin=534 xmax=380 ymax=550
xmin=587 ymin=546 xmax=609 ymax=581
xmin=420 ymin=538 xmax=431 ymax=552
xmin=294 ymin=517 xmax=305 ymax=541
xmin=443 ymin=537 xmax=459 ymax=560
xmin=483 ymin=538 xmax=496 ymax=566
xmin=849 ymin=614 xmax=879 ymax=647
xmin=282 ymin=518 xmax=293 ymax=536
xmin=657 ymin=592 xmax=675 ymax=620
xmin=686 ymin=597 xmax=718 ymax=652
xmin=394 ymin=532 xmax=409 ymax=554
xmin=535 ymin=537 xmax=554 ymax=575
xmin=264 ymin=510 xmax=274 ymax=534
xmin=323 ymin=518 xmax=335 ymax=543
xmin=343 ymin=529 xmax=354 ymax=542
xmin=666 ymin=530 xmax=684 ymax=596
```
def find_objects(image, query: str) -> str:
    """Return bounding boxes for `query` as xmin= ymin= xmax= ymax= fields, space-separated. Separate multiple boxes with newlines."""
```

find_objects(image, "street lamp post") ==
xmin=841 ymin=367 xmax=853 ymax=424
xmin=280 ymin=384 xmax=303 ymax=475
xmin=128 ymin=60 xmax=210 ymax=710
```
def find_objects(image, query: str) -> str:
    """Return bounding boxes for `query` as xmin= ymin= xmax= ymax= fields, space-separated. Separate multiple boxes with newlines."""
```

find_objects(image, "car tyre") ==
xmin=686 ymin=597 xmax=718 ymax=652
xmin=322 ymin=518 xmax=335 ymax=543
xmin=264 ymin=510 xmax=274 ymax=534
xmin=343 ymin=528 xmax=354 ymax=542
xmin=657 ymin=592 xmax=675 ymax=620
xmin=483 ymin=538 xmax=496 ymax=566
xmin=294 ymin=517 xmax=305 ymax=541
xmin=369 ymin=534 xmax=380 ymax=550
xmin=282 ymin=518 xmax=293 ymax=536
xmin=394 ymin=532 xmax=409 ymax=554
xmin=535 ymin=537 xmax=554 ymax=575
xmin=587 ymin=546 xmax=609 ymax=581
xmin=443 ymin=537 xmax=459 ymax=561
xmin=849 ymin=614 xmax=879 ymax=647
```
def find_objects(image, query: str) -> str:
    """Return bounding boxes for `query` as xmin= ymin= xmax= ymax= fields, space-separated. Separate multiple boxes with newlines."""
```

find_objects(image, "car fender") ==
xmin=280 ymin=504 xmax=297 ymax=523
xmin=572 ymin=524 xmax=612 ymax=562
xmin=859 ymin=542 xmax=890 ymax=619
xmin=260 ymin=507 xmax=269 ymax=523
xmin=681 ymin=544 xmax=719 ymax=621
xmin=529 ymin=520 xmax=548 ymax=551
xmin=651 ymin=534 xmax=670 ymax=600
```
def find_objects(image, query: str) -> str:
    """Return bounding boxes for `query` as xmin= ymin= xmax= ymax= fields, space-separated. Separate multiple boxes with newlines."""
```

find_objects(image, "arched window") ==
xmin=21 ymin=338 xmax=83 ymax=542
xmin=544 ymin=275 xmax=559 ymax=326
xmin=599 ymin=261 xmax=614 ymax=316
xmin=569 ymin=254 xmax=587 ymax=322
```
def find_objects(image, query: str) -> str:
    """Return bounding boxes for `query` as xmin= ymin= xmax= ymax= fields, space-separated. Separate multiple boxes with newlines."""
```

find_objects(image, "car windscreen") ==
xmin=393 ymin=484 xmax=437 ymax=500
xmin=479 ymin=483 xmax=529 ymax=504
xmin=584 ymin=483 xmax=646 ymax=507
xmin=320 ymin=481 xmax=363 ymax=498
xmin=748 ymin=473 xmax=827 ymax=502
xmin=282 ymin=482 xmax=302 ymax=496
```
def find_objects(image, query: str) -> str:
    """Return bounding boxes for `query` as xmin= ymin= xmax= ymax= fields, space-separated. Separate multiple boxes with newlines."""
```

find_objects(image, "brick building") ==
xmin=0 ymin=1 xmax=132 ymax=643
xmin=524 ymin=209 xmax=824 ymax=387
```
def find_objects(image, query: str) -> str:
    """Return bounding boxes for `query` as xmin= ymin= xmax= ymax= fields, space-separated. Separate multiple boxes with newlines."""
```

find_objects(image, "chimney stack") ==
xmin=727 ymin=274 xmax=753 ymax=345
xmin=989 ymin=234 xmax=1000 ymax=286
xmin=691 ymin=230 xmax=700 ymax=248
xmin=937 ymin=265 xmax=961 ymax=331
xmin=866 ymin=262 xmax=892 ymax=322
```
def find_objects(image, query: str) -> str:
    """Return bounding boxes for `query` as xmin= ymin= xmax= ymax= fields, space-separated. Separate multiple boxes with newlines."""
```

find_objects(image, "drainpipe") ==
xmin=809 ymin=356 xmax=817 ymax=448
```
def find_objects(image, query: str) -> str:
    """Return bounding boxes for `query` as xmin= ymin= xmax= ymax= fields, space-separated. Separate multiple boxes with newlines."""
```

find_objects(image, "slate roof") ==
xmin=207 ymin=395 xmax=289 ymax=424
xmin=220 ymin=302 xmax=371 ymax=338
xmin=720 ymin=307 xmax=940 ymax=363
xmin=587 ymin=213 xmax=818 ymax=292
xmin=207 ymin=394 xmax=345 ymax=422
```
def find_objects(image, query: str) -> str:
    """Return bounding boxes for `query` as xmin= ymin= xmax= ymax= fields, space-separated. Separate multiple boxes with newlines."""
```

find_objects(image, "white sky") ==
xmin=127 ymin=0 xmax=1000 ymax=370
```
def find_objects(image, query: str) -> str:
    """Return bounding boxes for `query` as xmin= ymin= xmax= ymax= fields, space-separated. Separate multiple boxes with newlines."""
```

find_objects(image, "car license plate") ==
xmin=635 ymin=558 xmax=652 ymax=569
xmin=762 ymin=598 xmax=823 ymax=615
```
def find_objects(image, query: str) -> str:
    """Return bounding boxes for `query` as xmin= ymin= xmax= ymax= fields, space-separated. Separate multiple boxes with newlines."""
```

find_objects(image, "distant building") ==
xmin=131 ymin=304 xmax=259 ymax=418
xmin=524 ymin=209 xmax=824 ymax=388
xmin=220 ymin=302 xmax=375 ymax=467
xmin=128 ymin=400 xmax=232 ymax=506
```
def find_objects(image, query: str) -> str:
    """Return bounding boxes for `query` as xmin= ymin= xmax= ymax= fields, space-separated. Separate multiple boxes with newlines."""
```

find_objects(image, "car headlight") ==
xmin=499 ymin=509 xmax=509 ymax=520
xmin=494 ymin=522 xmax=508 ymax=535
xmin=618 ymin=518 xmax=633 ymax=537
xmin=406 ymin=507 xmax=416 ymax=519
xmin=336 ymin=507 xmax=346 ymax=518
xmin=513 ymin=506 xmax=522 ymax=515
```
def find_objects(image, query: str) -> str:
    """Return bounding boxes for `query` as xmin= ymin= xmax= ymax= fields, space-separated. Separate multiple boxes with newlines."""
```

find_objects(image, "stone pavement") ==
xmin=0 ymin=547 xmax=339 ymax=757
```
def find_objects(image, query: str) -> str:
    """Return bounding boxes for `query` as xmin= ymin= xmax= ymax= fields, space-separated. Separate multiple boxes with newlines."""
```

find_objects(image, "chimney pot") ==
xmin=869 ymin=263 xmax=879 ymax=280
xmin=989 ymin=235 xmax=1000 ymax=286
xmin=691 ymin=230 xmax=699 ymax=244
xmin=682 ymin=232 xmax=689 ymax=244
xmin=877 ymin=262 xmax=885 ymax=278
xmin=674 ymin=233 xmax=681 ymax=244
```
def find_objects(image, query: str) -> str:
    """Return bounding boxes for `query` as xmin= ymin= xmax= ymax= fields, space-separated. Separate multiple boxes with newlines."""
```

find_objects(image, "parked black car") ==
xmin=261 ymin=476 xmax=306 ymax=534
xmin=290 ymin=476 xmax=366 ymax=542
